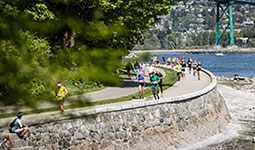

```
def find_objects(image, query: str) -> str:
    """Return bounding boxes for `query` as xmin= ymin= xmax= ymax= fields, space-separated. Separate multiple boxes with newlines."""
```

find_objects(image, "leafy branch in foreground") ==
xmin=0 ymin=0 xmax=180 ymax=108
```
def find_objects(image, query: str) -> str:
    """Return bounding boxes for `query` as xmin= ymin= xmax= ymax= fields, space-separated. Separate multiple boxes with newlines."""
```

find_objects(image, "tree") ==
xmin=0 ymin=0 xmax=180 ymax=108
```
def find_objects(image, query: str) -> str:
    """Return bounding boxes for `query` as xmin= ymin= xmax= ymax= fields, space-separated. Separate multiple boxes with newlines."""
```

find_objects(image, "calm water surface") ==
xmin=145 ymin=53 xmax=255 ymax=77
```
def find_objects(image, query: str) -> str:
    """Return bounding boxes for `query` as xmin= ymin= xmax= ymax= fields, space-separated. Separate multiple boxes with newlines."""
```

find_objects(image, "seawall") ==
xmin=0 ymin=69 xmax=230 ymax=150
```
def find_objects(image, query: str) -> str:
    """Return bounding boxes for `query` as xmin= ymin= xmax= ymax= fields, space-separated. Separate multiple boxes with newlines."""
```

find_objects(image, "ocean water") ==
xmin=144 ymin=53 xmax=255 ymax=77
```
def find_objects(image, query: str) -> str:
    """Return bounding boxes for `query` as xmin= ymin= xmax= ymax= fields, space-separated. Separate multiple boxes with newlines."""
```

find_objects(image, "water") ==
xmin=143 ymin=53 xmax=255 ymax=77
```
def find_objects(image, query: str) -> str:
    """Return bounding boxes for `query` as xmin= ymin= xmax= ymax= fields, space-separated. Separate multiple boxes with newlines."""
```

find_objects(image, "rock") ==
xmin=99 ymin=137 xmax=112 ymax=149
xmin=0 ymin=126 xmax=4 ymax=132
xmin=63 ymin=123 xmax=73 ymax=130
xmin=69 ymin=128 xmax=75 ymax=136
xmin=35 ymin=133 xmax=42 ymax=141
xmin=68 ymin=145 xmax=81 ymax=150
xmin=63 ymin=131 xmax=71 ymax=137
xmin=75 ymin=132 xmax=85 ymax=140
xmin=76 ymin=119 xmax=83 ymax=127
xmin=80 ymin=139 xmax=90 ymax=149
xmin=90 ymin=142 xmax=99 ymax=150
xmin=4 ymin=133 xmax=20 ymax=142
xmin=10 ymin=139 xmax=28 ymax=148
xmin=96 ymin=116 xmax=102 ymax=123
xmin=10 ymin=146 xmax=33 ymax=150
xmin=62 ymin=137 xmax=70 ymax=148
xmin=80 ymin=125 xmax=86 ymax=133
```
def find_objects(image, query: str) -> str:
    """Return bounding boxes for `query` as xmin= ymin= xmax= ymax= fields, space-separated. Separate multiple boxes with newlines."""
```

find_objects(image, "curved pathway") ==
xmin=69 ymin=67 xmax=166 ymax=102
xmin=0 ymin=65 xmax=212 ymax=126
xmin=0 ymin=67 xmax=165 ymax=113
xmin=1 ymin=65 xmax=210 ymax=114
xmin=163 ymin=66 xmax=211 ymax=97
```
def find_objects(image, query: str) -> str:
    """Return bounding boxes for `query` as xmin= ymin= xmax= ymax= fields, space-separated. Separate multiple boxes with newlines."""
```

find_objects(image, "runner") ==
xmin=55 ymin=82 xmax=68 ymax=113
xmin=140 ymin=62 xmax=146 ymax=75
xmin=147 ymin=63 xmax=154 ymax=76
xmin=150 ymin=72 xmax=160 ymax=100
xmin=182 ymin=56 xmax=186 ymax=62
xmin=125 ymin=61 xmax=132 ymax=79
xmin=9 ymin=112 xmax=29 ymax=138
xmin=187 ymin=57 xmax=192 ymax=74
xmin=153 ymin=55 xmax=157 ymax=65
xmin=171 ymin=56 xmax=176 ymax=67
xmin=176 ymin=62 xmax=182 ymax=81
xmin=192 ymin=60 xmax=198 ymax=76
xmin=150 ymin=56 xmax=154 ymax=63
xmin=132 ymin=55 xmax=136 ymax=63
xmin=155 ymin=69 xmax=164 ymax=97
xmin=134 ymin=61 xmax=140 ymax=79
xmin=156 ymin=56 xmax=160 ymax=65
xmin=138 ymin=72 xmax=146 ymax=99
xmin=181 ymin=59 xmax=186 ymax=78
xmin=166 ymin=56 xmax=171 ymax=66
xmin=197 ymin=62 xmax=202 ymax=80
xmin=162 ymin=55 xmax=166 ymax=64
xmin=178 ymin=57 xmax=182 ymax=63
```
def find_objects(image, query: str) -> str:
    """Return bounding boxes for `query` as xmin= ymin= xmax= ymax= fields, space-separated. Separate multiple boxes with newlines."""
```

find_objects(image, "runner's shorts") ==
xmin=139 ymin=82 xmax=145 ymax=87
xmin=152 ymin=87 xmax=158 ymax=92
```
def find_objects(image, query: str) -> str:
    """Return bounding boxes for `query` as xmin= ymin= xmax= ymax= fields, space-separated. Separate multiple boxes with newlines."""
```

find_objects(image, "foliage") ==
xmin=0 ymin=0 xmax=179 ymax=108
xmin=0 ymin=66 xmax=177 ymax=119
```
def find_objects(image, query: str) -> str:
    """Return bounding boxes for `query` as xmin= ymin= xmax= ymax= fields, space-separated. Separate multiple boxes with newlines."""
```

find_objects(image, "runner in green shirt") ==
xmin=150 ymin=72 xmax=160 ymax=100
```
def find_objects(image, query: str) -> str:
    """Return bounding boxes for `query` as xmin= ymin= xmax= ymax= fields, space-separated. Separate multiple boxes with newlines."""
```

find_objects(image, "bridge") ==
xmin=213 ymin=0 xmax=255 ymax=45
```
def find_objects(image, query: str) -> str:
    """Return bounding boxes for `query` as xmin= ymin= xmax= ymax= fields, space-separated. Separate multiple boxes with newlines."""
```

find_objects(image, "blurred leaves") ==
xmin=0 ymin=0 xmax=178 ymax=109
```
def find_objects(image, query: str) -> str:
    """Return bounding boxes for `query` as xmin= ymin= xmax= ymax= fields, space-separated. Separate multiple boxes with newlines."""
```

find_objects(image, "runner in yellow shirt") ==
xmin=55 ymin=82 xmax=68 ymax=113
xmin=176 ymin=62 xmax=182 ymax=81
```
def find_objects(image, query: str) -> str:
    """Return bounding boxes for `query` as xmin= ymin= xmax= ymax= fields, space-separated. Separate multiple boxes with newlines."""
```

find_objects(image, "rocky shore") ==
xmin=216 ymin=76 xmax=255 ymax=93
xmin=187 ymin=78 xmax=255 ymax=150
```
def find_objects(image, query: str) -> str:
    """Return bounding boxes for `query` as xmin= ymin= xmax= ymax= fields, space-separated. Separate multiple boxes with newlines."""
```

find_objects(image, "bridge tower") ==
xmin=215 ymin=0 xmax=235 ymax=45
xmin=214 ymin=0 xmax=255 ymax=46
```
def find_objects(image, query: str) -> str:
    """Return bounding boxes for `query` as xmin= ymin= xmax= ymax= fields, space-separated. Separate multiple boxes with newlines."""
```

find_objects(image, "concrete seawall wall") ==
xmin=0 ymin=69 xmax=230 ymax=150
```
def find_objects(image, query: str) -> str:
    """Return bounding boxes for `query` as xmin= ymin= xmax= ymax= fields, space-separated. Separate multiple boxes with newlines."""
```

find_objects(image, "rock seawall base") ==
xmin=1 ymin=89 xmax=230 ymax=150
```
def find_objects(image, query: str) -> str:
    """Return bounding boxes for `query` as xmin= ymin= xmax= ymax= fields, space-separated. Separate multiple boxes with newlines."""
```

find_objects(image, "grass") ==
xmin=61 ymin=81 xmax=106 ymax=96
xmin=0 ymin=67 xmax=177 ymax=119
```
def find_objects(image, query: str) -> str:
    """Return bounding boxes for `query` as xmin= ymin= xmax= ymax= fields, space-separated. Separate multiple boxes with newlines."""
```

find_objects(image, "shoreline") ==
xmin=132 ymin=48 xmax=255 ymax=54
xmin=216 ymin=76 xmax=255 ymax=93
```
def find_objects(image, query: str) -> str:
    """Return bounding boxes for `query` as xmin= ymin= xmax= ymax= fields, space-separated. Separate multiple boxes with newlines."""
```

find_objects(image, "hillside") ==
xmin=134 ymin=0 xmax=255 ymax=50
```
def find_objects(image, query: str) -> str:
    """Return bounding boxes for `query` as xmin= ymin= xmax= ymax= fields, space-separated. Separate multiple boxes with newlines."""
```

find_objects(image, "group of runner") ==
xmin=9 ymin=55 xmax=202 ymax=138
xmin=133 ymin=61 xmax=163 ymax=100
xmin=131 ymin=55 xmax=203 ymax=100
xmin=151 ymin=55 xmax=202 ymax=81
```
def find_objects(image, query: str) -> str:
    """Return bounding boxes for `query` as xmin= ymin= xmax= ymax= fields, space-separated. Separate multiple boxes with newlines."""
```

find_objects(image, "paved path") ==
xmin=0 ymin=67 xmax=164 ymax=113
xmin=0 ymin=65 xmax=212 ymax=126
xmin=164 ymin=66 xmax=211 ymax=97
xmin=69 ymin=67 xmax=166 ymax=102
xmin=1 ymin=66 xmax=210 ymax=114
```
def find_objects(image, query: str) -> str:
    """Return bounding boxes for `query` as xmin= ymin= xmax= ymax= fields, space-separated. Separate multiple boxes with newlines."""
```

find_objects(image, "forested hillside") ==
xmin=134 ymin=0 xmax=255 ymax=50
